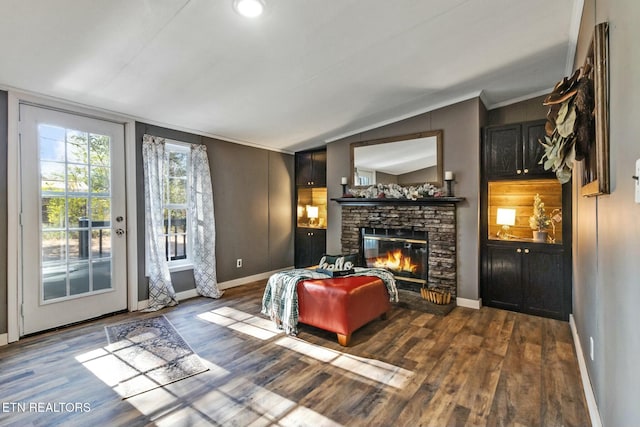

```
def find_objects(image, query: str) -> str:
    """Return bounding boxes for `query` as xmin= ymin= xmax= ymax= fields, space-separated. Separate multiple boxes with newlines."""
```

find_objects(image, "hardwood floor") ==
xmin=0 ymin=280 xmax=590 ymax=426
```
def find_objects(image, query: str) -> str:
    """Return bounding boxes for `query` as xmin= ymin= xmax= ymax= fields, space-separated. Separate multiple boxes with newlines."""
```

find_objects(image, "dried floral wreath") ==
xmin=540 ymin=64 xmax=595 ymax=183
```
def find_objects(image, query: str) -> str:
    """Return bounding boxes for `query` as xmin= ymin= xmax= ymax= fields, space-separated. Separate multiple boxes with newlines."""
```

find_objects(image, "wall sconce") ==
xmin=306 ymin=205 xmax=319 ymax=226
xmin=496 ymin=208 xmax=516 ymax=239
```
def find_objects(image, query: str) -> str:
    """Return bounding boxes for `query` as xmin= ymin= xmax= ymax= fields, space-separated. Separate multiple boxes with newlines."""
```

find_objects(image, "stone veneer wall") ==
xmin=340 ymin=204 xmax=458 ymax=297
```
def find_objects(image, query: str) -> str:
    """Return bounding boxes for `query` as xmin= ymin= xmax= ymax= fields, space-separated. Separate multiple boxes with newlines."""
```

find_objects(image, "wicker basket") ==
xmin=420 ymin=287 xmax=452 ymax=305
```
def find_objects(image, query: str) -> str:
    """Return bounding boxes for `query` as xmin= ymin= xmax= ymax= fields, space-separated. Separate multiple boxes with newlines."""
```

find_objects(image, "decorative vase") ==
xmin=533 ymin=230 xmax=548 ymax=242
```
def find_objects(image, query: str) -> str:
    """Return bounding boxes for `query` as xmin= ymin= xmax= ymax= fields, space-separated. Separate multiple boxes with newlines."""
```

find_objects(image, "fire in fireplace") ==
xmin=361 ymin=228 xmax=428 ymax=291
xmin=372 ymin=249 xmax=419 ymax=274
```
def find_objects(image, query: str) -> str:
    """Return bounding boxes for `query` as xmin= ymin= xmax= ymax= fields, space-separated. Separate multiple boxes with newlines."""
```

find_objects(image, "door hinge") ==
xmin=20 ymin=303 xmax=24 ymax=318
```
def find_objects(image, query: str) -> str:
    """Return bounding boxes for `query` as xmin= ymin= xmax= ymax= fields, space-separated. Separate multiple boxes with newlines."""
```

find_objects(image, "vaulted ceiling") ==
xmin=0 ymin=0 xmax=581 ymax=152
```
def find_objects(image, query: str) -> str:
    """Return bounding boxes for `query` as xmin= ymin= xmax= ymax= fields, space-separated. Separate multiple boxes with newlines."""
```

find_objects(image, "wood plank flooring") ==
xmin=0 ymin=280 xmax=590 ymax=426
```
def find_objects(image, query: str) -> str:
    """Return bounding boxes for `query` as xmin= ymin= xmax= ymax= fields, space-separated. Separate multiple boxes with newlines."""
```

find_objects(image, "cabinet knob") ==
xmin=524 ymin=248 xmax=530 ymax=254
xmin=524 ymin=168 xmax=529 ymax=174
xmin=516 ymin=169 xmax=522 ymax=174
xmin=517 ymin=248 xmax=522 ymax=253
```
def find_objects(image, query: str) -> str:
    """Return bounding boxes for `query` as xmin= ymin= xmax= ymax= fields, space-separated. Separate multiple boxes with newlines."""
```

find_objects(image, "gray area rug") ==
xmin=104 ymin=315 xmax=208 ymax=399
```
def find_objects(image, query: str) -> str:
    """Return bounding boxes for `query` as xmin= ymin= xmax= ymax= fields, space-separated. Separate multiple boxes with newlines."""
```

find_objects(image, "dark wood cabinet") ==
xmin=296 ymin=149 xmax=327 ymax=187
xmin=522 ymin=246 xmax=566 ymax=319
xmin=295 ymin=148 xmax=327 ymax=268
xmin=522 ymin=120 xmax=548 ymax=177
xmin=484 ymin=120 xmax=550 ymax=179
xmin=295 ymin=228 xmax=326 ymax=268
xmin=483 ymin=243 xmax=567 ymax=320
xmin=481 ymin=120 xmax=572 ymax=321
xmin=484 ymin=124 xmax=521 ymax=178
xmin=483 ymin=244 xmax=523 ymax=311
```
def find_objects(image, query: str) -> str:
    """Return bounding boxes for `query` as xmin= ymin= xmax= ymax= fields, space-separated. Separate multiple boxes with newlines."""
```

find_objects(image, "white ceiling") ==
xmin=0 ymin=0 xmax=581 ymax=153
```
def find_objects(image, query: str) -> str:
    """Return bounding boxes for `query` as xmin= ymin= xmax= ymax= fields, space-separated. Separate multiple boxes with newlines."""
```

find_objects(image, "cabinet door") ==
xmin=483 ymin=245 xmax=522 ymax=311
xmin=295 ymin=228 xmax=326 ymax=268
xmin=484 ymin=124 xmax=522 ymax=179
xmin=522 ymin=248 xmax=565 ymax=319
xmin=311 ymin=150 xmax=327 ymax=187
xmin=295 ymin=150 xmax=327 ymax=186
xmin=522 ymin=120 xmax=551 ymax=177
xmin=296 ymin=152 xmax=313 ymax=186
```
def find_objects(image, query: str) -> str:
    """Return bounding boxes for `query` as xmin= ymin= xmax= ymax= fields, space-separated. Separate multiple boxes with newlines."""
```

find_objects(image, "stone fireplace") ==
xmin=336 ymin=199 xmax=459 ymax=298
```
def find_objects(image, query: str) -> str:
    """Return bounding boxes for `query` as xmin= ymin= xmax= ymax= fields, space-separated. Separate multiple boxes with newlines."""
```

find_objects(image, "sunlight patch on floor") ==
xmin=76 ymin=346 xmax=142 ymax=389
xmin=196 ymin=306 xmax=414 ymax=390
xmin=275 ymin=336 xmax=414 ymax=389
xmin=197 ymin=307 xmax=283 ymax=341
xmin=125 ymin=362 xmax=343 ymax=426
xmin=76 ymin=333 xmax=342 ymax=426
xmin=75 ymin=341 xmax=228 ymax=399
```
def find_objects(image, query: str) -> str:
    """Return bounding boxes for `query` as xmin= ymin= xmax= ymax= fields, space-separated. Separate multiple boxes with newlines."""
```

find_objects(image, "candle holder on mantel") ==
xmin=341 ymin=177 xmax=348 ymax=196
xmin=444 ymin=171 xmax=455 ymax=197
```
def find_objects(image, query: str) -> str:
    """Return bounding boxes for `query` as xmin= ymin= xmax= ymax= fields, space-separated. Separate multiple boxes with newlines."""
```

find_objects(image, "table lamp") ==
xmin=496 ymin=208 xmax=516 ymax=239
xmin=307 ymin=205 xmax=319 ymax=226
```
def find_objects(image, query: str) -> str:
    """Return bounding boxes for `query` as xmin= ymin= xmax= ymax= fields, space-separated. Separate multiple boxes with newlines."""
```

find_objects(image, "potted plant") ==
xmin=529 ymin=193 xmax=551 ymax=242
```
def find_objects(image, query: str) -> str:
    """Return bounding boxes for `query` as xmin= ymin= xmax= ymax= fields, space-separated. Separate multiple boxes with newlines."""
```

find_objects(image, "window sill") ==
xmin=169 ymin=262 xmax=193 ymax=273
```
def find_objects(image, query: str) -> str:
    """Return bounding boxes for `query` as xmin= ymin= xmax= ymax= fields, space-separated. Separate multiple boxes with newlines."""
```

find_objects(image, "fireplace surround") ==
xmin=361 ymin=227 xmax=428 ymax=292
xmin=334 ymin=197 xmax=461 ymax=299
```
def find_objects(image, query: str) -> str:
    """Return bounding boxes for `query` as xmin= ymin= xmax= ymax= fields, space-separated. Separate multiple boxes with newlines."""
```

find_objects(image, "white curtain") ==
xmin=142 ymin=134 xmax=178 ymax=311
xmin=189 ymin=144 xmax=223 ymax=298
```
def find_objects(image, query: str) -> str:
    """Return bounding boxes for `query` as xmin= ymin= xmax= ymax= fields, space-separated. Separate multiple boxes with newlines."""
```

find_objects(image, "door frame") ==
xmin=7 ymin=91 xmax=139 ymax=342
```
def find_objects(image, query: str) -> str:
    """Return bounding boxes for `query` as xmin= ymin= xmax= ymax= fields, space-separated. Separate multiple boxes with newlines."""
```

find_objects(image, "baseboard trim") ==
xmin=136 ymin=267 xmax=293 ymax=311
xmin=217 ymin=266 xmax=293 ymax=290
xmin=456 ymin=297 xmax=482 ymax=309
xmin=569 ymin=314 xmax=602 ymax=427
xmin=0 ymin=333 xmax=8 ymax=347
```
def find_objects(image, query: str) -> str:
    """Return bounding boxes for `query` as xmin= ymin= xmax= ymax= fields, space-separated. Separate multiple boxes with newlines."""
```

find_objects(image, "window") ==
xmin=163 ymin=142 xmax=190 ymax=267
xmin=144 ymin=140 xmax=192 ymax=272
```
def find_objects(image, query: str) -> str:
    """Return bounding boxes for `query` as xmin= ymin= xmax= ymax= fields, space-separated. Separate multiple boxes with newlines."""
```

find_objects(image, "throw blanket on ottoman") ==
xmin=261 ymin=267 xmax=398 ymax=335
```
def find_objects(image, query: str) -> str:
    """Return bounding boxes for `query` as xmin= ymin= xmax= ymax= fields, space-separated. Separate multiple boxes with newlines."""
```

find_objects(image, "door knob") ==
xmin=517 ymin=248 xmax=522 ymax=253
xmin=524 ymin=248 xmax=530 ymax=254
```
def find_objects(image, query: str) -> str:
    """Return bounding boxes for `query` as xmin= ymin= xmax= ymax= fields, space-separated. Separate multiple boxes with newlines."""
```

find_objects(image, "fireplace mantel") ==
xmin=331 ymin=197 xmax=464 ymax=206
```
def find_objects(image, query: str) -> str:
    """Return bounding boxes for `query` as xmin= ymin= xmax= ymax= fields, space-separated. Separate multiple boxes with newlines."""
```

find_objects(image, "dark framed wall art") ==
xmin=581 ymin=22 xmax=610 ymax=197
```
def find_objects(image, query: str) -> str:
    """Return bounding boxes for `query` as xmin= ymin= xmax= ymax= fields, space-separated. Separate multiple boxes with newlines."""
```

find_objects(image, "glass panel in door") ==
xmin=40 ymin=125 xmax=113 ymax=302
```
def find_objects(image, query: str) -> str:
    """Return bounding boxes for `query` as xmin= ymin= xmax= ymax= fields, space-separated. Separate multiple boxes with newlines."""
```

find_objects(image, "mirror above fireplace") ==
xmin=350 ymin=130 xmax=443 ymax=188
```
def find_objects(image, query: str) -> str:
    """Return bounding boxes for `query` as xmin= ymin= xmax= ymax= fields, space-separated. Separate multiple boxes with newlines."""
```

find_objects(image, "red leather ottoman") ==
xmin=297 ymin=276 xmax=391 ymax=346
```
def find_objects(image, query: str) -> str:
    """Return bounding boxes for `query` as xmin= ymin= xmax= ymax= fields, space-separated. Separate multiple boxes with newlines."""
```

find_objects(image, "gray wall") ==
xmin=572 ymin=1 xmax=640 ymax=425
xmin=327 ymin=98 xmax=484 ymax=300
xmin=487 ymin=94 xmax=547 ymax=125
xmin=135 ymin=123 xmax=294 ymax=301
xmin=0 ymin=91 xmax=7 ymax=334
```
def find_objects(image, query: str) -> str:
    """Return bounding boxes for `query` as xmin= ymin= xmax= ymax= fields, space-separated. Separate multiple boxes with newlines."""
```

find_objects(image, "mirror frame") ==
xmin=350 ymin=130 xmax=443 ymax=188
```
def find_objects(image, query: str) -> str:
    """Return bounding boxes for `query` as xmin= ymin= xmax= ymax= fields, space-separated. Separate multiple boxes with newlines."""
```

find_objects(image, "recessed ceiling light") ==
xmin=233 ymin=0 xmax=265 ymax=18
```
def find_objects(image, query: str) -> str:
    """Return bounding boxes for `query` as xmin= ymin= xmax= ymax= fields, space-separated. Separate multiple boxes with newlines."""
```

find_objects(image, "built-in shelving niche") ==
xmin=488 ymin=178 xmax=563 ymax=244
xmin=296 ymin=187 xmax=327 ymax=229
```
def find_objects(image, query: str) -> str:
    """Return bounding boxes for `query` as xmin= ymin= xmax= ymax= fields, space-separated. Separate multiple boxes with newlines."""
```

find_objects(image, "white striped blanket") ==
xmin=260 ymin=267 xmax=398 ymax=335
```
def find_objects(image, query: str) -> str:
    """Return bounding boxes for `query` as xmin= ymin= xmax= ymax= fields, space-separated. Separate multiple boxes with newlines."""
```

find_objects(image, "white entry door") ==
xmin=20 ymin=104 xmax=128 ymax=335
